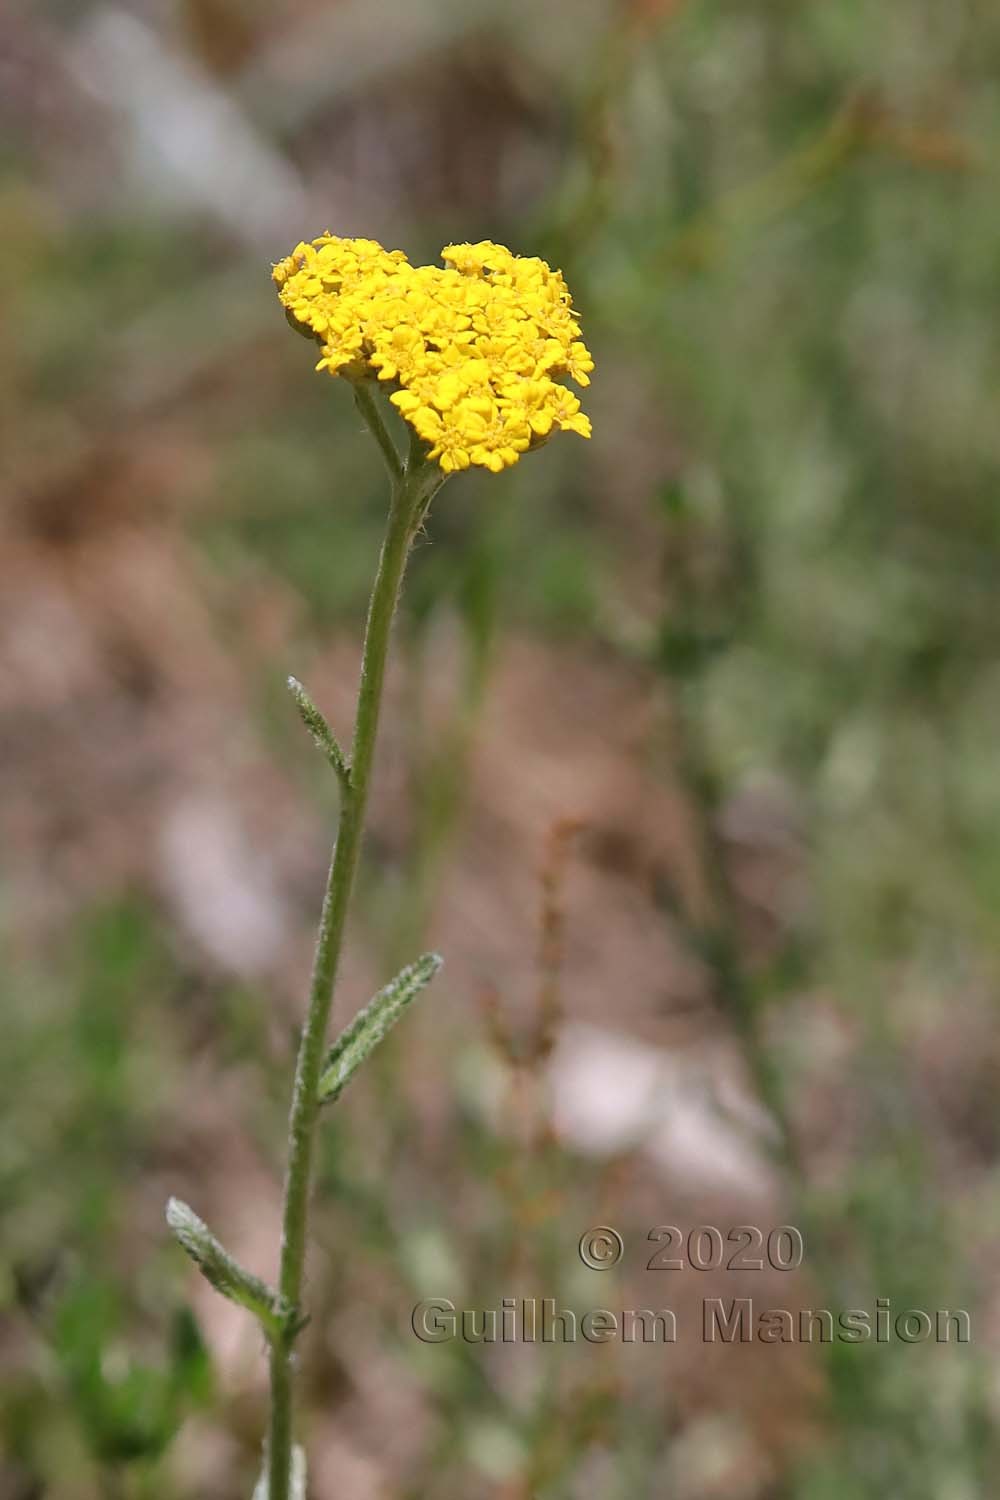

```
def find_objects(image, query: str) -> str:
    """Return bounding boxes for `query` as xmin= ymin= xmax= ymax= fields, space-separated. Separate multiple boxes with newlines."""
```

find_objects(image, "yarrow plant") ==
xmin=274 ymin=234 xmax=593 ymax=470
xmin=166 ymin=237 xmax=593 ymax=1500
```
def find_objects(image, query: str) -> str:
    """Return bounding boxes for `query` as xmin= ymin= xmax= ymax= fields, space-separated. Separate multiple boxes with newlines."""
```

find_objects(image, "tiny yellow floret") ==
xmin=273 ymin=235 xmax=593 ymax=474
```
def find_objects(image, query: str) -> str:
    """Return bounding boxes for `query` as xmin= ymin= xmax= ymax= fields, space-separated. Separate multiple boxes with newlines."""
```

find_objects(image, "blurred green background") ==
xmin=3 ymin=1 xmax=1000 ymax=1496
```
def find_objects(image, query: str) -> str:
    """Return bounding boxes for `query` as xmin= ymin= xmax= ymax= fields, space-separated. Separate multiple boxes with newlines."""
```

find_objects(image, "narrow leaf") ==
xmin=287 ymin=677 xmax=350 ymax=792
xmin=253 ymin=1445 xmax=307 ymax=1500
xmin=166 ymin=1198 xmax=280 ymax=1338
xmin=318 ymin=953 xmax=443 ymax=1105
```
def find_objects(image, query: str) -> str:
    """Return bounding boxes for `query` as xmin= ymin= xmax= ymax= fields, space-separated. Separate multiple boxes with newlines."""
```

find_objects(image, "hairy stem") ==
xmin=352 ymin=380 xmax=403 ymax=483
xmin=267 ymin=429 xmax=435 ymax=1500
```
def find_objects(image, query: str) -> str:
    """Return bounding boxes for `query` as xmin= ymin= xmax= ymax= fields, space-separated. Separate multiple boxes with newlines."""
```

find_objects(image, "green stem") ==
xmin=267 ymin=423 xmax=439 ymax=1500
xmin=351 ymin=380 xmax=403 ymax=483
xmin=267 ymin=1341 xmax=293 ymax=1497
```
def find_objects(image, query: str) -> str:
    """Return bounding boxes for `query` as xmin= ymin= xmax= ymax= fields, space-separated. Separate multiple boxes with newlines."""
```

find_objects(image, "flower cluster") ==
xmin=273 ymin=235 xmax=593 ymax=473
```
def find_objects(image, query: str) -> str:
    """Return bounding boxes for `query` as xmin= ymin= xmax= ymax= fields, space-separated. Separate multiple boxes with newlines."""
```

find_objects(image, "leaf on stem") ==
xmin=287 ymin=677 xmax=351 ymax=793
xmin=318 ymin=953 xmax=443 ymax=1105
xmin=166 ymin=1198 xmax=282 ymax=1340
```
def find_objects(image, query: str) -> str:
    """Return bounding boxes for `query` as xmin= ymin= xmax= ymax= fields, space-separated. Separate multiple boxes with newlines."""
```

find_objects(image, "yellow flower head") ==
xmin=273 ymin=235 xmax=593 ymax=474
